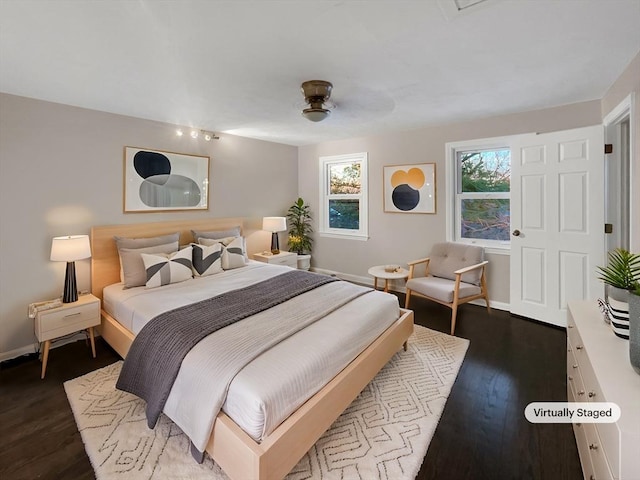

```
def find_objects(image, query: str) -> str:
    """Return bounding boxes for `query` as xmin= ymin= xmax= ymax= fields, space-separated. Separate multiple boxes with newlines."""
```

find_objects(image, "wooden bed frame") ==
xmin=90 ymin=218 xmax=414 ymax=480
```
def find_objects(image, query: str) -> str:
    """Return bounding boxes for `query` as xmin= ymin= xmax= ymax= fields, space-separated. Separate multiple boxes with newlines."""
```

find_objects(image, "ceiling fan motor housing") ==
xmin=301 ymin=80 xmax=333 ymax=121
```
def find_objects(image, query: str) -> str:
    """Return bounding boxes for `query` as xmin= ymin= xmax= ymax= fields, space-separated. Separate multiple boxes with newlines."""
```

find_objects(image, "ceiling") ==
xmin=1 ymin=0 xmax=639 ymax=146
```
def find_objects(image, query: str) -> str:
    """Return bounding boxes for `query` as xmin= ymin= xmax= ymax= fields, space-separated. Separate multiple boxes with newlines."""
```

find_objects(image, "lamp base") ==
xmin=270 ymin=232 xmax=280 ymax=255
xmin=63 ymin=261 xmax=78 ymax=303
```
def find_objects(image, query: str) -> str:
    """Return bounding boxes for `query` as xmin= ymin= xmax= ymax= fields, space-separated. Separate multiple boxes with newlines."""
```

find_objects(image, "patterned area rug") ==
xmin=64 ymin=325 xmax=469 ymax=480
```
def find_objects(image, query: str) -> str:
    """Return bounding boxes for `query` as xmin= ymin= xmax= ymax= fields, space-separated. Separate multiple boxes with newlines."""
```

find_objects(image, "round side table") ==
xmin=368 ymin=265 xmax=409 ymax=293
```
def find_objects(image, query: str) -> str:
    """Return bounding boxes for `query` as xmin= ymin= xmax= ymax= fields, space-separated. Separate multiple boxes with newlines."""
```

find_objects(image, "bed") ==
xmin=90 ymin=218 xmax=414 ymax=480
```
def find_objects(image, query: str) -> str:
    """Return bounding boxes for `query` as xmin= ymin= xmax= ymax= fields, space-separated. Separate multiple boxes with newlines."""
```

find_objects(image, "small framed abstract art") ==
xmin=123 ymin=147 xmax=209 ymax=212
xmin=383 ymin=163 xmax=436 ymax=214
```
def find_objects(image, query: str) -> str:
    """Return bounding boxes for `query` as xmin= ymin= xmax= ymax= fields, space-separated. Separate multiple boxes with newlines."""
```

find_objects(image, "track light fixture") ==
xmin=175 ymin=129 xmax=219 ymax=140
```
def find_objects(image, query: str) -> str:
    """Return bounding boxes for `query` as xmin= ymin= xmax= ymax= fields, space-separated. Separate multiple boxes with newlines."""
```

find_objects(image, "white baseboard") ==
xmin=312 ymin=267 xmax=510 ymax=312
xmin=0 ymin=344 xmax=37 ymax=362
xmin=0 ymin=331 xmax=97 ymax=363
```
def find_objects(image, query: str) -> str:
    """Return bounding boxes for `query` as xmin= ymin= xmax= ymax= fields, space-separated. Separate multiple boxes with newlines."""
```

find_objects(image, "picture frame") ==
xmin=383 ymin=163 xmax=436 ymax=214
xmin=123 ymin=147 xmax=209 ymax=213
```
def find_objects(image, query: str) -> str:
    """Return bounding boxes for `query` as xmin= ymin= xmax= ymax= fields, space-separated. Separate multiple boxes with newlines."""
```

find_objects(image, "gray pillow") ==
xmin=191 ymin=226 xmax=241 ymax=241
xmin=120 ymin=242 xmax=179 ymax=288
xmin=115 ymin=232 xmax=180 ymax=250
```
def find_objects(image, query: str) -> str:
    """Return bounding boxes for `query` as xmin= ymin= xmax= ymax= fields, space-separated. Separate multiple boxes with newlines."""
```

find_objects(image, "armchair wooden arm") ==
xmin=454 ymin=260 xmax=488 ymax=275
xmin=406 ymin=257 xmax=431 ymax=279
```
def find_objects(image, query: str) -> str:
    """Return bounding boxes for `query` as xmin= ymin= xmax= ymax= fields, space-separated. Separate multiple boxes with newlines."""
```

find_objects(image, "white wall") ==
xmin=0 ymin=93 xmax=298 ymax=359
xmin=298 ymin=101 xmax=603 ymax=305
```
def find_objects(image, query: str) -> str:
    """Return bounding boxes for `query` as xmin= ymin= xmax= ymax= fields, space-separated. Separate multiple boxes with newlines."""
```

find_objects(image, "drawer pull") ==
xmin=589 ymin=475 xmax=595 ymax=480
xmin=568 ymin=324 xmax=574 ymax=328
xmin=576 ymin=345 xmax=583 ymax=350
xmin=588 ymin=391 xmax=596 ymax=398
xmin=64 ymin=312 xmax=82 ymax=319
xmin=572 ymin=364 xmax=578 ymax=369
xmin=578 ymin=390 xmax=585 ymax=396
xmin=568 ymin=375 xmax=573 ymax=381
xmin=589 ymin=443 xmax=599 ymax=451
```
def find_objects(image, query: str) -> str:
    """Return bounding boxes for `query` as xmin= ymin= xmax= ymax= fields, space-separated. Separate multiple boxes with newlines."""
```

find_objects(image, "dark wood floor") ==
xmin=0 ymin=295 xmax=582 ymax=480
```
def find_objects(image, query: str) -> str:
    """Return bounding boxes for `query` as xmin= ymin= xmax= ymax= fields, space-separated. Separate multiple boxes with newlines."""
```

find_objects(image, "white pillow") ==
xmin=198 ymin=236 xmax=237 ymax=246
xmin=191 ymin=242 xmax=223 ymax=277
xmin=221 ymin=236 xmax=247 ymax=270
xmin=141 ymin=246 xmax=193 ymax=288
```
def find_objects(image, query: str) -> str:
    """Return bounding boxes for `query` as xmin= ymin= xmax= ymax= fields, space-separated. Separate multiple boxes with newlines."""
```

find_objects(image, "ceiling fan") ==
xmin=301 ymin=80 xmax=333 ymax=122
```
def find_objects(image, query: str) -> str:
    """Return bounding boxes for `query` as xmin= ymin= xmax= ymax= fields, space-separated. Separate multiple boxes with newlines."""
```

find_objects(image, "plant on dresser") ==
xmin=629 ymin=283 xmax=640 ymax=374
xmin=596 ymin=249 xmax=640 ymax=340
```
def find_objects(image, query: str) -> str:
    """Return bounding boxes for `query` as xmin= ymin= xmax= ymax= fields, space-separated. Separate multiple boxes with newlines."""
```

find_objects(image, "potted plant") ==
xmin=597 ymin=248 xmax=640 ymax=303
xmin=287 ymin=197 xmax=313 ymax=270
xmin=629 ymin=282 xmax=640 ymax=374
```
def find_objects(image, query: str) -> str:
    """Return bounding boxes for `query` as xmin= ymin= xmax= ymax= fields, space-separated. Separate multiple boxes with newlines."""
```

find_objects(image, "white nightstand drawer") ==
xmin=35 ymin=296 xmax=100 ymax=342
xmin=253 ymin=251 xmax=298 ymax=268
xmin=270 ymin=256 xmax=297 ymax=267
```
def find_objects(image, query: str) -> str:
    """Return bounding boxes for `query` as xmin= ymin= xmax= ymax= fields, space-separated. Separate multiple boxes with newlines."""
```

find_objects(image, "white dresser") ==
xmin=567 ymin=301 xmax=640 ymax=480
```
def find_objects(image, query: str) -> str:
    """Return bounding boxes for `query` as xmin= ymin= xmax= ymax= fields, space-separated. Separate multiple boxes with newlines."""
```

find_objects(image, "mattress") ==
xmin=103 ymin=262 xmax=400 ymax=441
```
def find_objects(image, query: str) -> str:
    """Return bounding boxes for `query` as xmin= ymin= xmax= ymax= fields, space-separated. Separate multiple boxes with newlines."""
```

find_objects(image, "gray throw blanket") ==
xmin=116 ymin=270 xmax=338 ymax=429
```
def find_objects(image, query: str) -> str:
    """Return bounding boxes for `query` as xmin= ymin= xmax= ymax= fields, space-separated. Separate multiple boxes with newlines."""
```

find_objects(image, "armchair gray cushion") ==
xmin=406 ymin=276 xmax=481 ymax=303
xmin=428 ymin=242 xmax=485 ymax=285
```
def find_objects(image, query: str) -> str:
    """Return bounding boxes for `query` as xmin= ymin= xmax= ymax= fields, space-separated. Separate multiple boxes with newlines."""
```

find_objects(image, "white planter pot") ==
xmin=296 ymin=254 xmax=311 ymax=271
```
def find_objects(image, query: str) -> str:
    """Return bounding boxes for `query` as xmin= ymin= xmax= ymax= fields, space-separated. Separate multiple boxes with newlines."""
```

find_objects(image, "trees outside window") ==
xmin=319 ymin=153 xmax=368 ymax=240
xmin=457 ymin=148 xmax=511 ymax=244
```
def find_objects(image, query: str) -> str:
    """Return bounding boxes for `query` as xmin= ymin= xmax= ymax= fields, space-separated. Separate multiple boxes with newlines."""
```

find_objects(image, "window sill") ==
xmin=319 ymin=231 xmax=369 ymax=241
xmin=485 ymin=246 xmax=510 ymax=256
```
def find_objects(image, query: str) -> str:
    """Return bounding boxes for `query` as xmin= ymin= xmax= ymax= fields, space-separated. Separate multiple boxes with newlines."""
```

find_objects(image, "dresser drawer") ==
xmin=572 ymin=421 xmax=596 ymax=480
xmin=583 ymin=422 xmax=614 ymax=480
xmin=567 ymin=343 xmax=586 ymax=400
xmin=35 ymin=299 xmax=100 ymax=341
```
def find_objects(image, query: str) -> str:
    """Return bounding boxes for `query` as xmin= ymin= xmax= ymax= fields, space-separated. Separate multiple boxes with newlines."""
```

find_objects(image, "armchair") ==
xmin=405 ymin=242 xmax=490 ymax=335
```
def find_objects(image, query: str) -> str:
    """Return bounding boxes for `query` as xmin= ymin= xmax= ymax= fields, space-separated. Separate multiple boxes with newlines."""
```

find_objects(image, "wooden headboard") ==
xmin=90 ymin=218 xmax=260 ymax=301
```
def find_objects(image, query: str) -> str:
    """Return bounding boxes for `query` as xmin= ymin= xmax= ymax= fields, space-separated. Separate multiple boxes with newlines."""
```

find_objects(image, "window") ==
xmin=446 ymin=138 xmax=511 ymax=251
xmin=319 ymin=152 xmax=368 ymax=239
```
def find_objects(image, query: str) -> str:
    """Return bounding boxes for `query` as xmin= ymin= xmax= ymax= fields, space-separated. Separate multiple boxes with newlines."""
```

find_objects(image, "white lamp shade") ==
xmin=262 ymin=216 xmax=287 ymax=232
xmin=50 ymin=235 xmax=92 ymax=262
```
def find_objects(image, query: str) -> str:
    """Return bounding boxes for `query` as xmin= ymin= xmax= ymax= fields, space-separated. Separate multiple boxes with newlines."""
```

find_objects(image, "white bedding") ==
xmin=104 ymin=262 xmax=400 ymax=442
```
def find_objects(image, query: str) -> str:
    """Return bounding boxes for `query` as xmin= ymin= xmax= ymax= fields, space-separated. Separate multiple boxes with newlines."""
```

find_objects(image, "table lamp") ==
xmin=50 ymin=235 xmax=92 ymax=303
xmin=262 ymin=217 xmax=287 ymax=254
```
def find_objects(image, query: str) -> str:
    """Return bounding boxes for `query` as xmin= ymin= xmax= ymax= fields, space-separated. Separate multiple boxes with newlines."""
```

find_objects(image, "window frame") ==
xmin=318 ymin=152 xmax=369 ymax=240
xmin=445 ymin=136 xmax=513 ymax=254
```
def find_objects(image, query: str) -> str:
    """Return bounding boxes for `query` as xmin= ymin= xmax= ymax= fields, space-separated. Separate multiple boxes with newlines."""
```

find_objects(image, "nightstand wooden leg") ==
xmin=88 ymin=327 xmax=96 ymax=358
xmin=384 ymin=279 xmax=389 ymax=293
xmin=41 ymin=340 xmax=51 ymax=379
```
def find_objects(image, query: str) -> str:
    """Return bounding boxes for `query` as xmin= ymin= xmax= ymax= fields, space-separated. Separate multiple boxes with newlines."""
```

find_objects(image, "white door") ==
xmin=510 ymin=125 xmax=605 ymax=327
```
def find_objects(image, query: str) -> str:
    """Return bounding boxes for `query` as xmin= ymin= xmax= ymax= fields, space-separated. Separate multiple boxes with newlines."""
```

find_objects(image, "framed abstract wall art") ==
xmin=383 ymin=163 xmax=436 ymax=214
xmin=124 ymin=147 xmax=209 ymax=212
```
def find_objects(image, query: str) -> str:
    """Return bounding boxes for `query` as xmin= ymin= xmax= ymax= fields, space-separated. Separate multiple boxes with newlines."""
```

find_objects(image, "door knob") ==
xmin=512 ymin=229 xmax=521 ymax=237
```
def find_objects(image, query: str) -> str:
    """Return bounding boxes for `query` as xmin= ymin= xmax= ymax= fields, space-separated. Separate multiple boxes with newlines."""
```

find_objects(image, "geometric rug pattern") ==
xmin=64 ymin=325 xmax=469 ymax=480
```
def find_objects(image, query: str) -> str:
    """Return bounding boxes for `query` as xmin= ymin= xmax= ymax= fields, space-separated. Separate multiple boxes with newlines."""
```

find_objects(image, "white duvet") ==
xmin=103 ymin=262 xmax=400 ymax=443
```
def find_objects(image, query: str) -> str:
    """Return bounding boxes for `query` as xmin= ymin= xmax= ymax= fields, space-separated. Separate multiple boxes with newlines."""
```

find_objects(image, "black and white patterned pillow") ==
xmin=191 ymin=242 xmax=223 ymax=277
xmin=141 ymin=246 xmax=193 ymax=288
xmin=221 ymin=236 xmax=247 ymax=270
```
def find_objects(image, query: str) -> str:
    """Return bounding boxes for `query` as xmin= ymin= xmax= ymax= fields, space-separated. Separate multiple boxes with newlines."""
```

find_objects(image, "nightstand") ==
xmin=253 ymin=251 xmax=298 ymax=268
xmin=34 ymin=293 xmax=100 ymax=379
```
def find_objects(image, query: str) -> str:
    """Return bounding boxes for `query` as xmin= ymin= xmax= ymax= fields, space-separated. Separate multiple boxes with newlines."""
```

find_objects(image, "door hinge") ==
xmin=605 ymin=223 xmax=613 ymax=234
xmin=605 ymin=144 xmax=613 ymax=154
